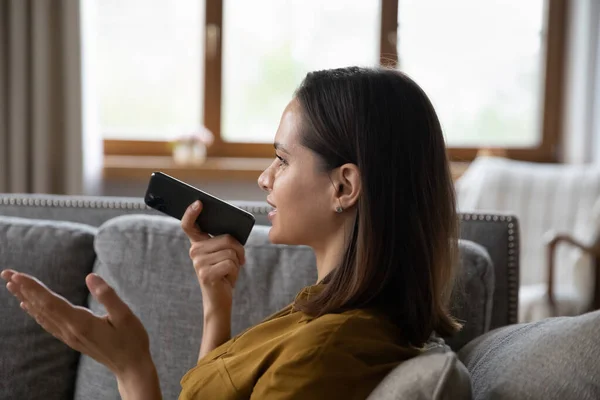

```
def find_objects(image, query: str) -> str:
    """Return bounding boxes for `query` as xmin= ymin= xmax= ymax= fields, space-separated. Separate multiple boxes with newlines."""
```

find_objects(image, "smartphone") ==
xmin=144 ymin=172 xmax=256 ymax=245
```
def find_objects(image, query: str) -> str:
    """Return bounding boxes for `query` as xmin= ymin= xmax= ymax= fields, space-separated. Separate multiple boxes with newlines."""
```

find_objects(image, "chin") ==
xmin=268 ymin=226 xmax=310 ymax=247
xmin=268 ymin=226 xmax=287 ymax=244
xmin=268 ymin=227 xmax=280 ymax=244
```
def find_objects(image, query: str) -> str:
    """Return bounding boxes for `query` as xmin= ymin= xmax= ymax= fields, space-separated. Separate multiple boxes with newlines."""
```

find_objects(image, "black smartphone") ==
xmin=144 ymin=172 xmax=256 ymax=245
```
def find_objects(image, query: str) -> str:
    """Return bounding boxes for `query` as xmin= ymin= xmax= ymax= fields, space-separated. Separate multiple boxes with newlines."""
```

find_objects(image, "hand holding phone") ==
xmin=144 ymin=172 xmax=253 ymax=320
xmin=144 ymin=172 xmax=255 ymax=245
xmin=181 ymin=200 xmax=245 ymax=311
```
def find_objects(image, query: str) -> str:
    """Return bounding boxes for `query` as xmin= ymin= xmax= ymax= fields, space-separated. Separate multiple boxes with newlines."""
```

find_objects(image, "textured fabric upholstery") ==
xmin=72 ymin=214 xmax=493 ymax=399
xmin=74 ymin=216 xmax=318 ymax=400
xmin=368 ymin=337 xmax=472 ymax=400
xmin=0 ymin=194 xmax=272 ymax=226
xmin=0 ymin=194 xmax=516 ymax=328
xmin=458 ymin=213 xmax=519 ymax=329
xmin=459 ymin=310 xmax=600 ymax=400
xmin=0 ymin=217 xmax=96 ymax=400
xmin=0 ymin=194 xmax=515 ymax=400
xmin=446 ymin=240 xmax=494 ymax=350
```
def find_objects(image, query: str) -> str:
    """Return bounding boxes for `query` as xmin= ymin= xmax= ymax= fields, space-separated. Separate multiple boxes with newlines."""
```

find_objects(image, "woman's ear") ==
xmin=332 ymin=163 xmax=361 ymax=210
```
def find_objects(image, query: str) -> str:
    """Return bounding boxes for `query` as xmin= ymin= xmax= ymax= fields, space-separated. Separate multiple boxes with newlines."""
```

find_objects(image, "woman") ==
xmin=1 ymin=67 xmax=460 ymax=399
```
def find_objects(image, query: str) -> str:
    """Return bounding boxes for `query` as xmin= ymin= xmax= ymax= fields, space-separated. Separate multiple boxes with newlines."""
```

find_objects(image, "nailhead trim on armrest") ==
xmin=459 ymin=213 xmax=519 ymax=325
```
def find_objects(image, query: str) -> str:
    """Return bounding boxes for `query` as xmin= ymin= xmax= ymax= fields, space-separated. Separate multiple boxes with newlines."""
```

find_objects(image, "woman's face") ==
xmin=257 ymin=99 xmax=337 ymax=246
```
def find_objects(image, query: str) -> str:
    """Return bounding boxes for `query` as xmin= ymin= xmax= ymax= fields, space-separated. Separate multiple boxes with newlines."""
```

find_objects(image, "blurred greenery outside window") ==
xmin=97 ymin=0 xmax=559 ymax=160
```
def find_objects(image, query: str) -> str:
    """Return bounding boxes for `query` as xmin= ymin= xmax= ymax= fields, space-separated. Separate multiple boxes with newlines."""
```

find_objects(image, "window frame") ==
xmin=103 ymin=0 xmax=566 ymax=163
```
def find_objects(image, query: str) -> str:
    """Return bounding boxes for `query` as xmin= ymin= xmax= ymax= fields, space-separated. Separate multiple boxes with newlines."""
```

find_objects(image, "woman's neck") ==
xmin=312 ymin=215 xmax=355 ymax=283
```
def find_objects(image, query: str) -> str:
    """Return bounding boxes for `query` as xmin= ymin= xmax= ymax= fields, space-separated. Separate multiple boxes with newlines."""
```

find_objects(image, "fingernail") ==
xmin=88 ymin=274 xmax=104 ymax=295
xmin=20 ymin=302 xmax=28 ymax=311
xmin=191 ymin=201 xmax=200 ymax=210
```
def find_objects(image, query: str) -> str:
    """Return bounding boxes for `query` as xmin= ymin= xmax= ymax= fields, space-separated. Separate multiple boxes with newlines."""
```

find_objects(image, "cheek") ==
xmin=274 ymin=168 xmax=320 ymax=210
xmin=270 ymin=170 xmax=333 ymax=243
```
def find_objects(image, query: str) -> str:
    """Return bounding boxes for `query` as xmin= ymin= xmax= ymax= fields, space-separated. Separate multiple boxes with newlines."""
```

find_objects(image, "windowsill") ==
xmin=103 ymin=155 xmax=272 ymax=181
xmin=103 ymin=155 xmax=470 ymax=181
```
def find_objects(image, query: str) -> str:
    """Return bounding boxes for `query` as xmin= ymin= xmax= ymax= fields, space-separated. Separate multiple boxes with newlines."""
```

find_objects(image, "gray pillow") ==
xmin=74 ymin=215 xmax=318 ymax=400
xmin=445 ymin=240 xmax=494 ymax=351
xmin=72 ymin=214 xmax=493 ymax=399
xmin=0 ymin=216 xmax=97 ymax=400
xmin=368 ymin=337 xmax=472 ymax=400
xmin=459 ymin=310 xmax=600 ymax=400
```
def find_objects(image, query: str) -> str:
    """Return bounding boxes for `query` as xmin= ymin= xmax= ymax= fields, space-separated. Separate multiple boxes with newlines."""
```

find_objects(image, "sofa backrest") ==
xmin=0 ymin=194 xmax=514 ymax=400
xmin=71 ymin=214 xmax=491 ymax=400
xmin=0 ymin=193 xmax=520 ymax=330
xmin=0 ymin=194 xmax=272 ymax=226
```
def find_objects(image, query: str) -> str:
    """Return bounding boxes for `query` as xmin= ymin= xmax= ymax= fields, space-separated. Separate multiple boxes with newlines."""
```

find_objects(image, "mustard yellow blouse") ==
xmin=179 ymin=285 xmax=419 ymax=399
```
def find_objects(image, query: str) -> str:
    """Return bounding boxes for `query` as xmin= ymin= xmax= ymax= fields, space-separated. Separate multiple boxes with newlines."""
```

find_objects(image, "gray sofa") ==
xmin=0 ymin=193 xmax=598 ymax=400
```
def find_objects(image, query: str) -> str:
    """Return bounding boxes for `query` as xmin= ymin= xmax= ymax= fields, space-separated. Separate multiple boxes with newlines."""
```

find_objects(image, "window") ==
xmin=99 ymin=0 xmax=566 ymax=162
xmin=398 ymin=0 xmax=545 ymax=147
xmin=97 ymin=0 xmax=204 ymax=141
xmin=221 ymin=0 xmax=379 ymax=143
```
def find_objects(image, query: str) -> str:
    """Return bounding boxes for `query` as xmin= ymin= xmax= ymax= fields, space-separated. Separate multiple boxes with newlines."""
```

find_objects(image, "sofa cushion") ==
xmin=74 ymin=215 xmax=318 ymax=400
xmin=367 ymin=337 xmax=472 ymax=400
xmin=0 ymin=216 xmax=97 ymax=400
xmin=445 ymin=240 xmax=494 ymax=350
xmin=74 ymin=214 xmax=493 ymax=400
xmin=459 ymin=310 xmax=600 ymax=400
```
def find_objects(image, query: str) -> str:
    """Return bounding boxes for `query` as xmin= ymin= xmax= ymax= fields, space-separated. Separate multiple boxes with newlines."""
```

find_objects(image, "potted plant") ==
xmin=169 ymin=126 xmax=214 ymax=165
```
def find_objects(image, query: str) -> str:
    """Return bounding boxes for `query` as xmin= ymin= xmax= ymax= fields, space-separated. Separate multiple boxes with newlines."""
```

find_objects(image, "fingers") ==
xmin=6 ymin=281 xmax=25 ymax=303
xmin=86 ymin=274 xmax=132 ymax=325
xmin=197 ymin=259 xmax=239 ymax=288
xmin=11 ymin=273 xmax=74 ymax=320
xmin=5 ymin=272 xmax=93 ymax=350
xmin=22 ymin=301 xmax=71 ymax=344
xmin=1 ymin=269 xmax=17 ymax=281
xmin=189 ymin=235 xmax=246 ymax=289
xmin=190 ymin=248 xmax=240 ymax=268
xmin=192 ymin=249 xmax=241 ymax=287
xmin=3 ymin=269 xmax=25 ymax=302
xmin=190 ymin=234 xmax=246 ymax=266
xmin=181 ymin=201 xmax=211 ymax=244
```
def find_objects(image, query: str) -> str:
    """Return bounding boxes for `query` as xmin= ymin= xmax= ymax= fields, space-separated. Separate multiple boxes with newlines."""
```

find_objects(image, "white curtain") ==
xmin=561 ymin=0 xmax=600 ymax=164
xmin=0 ymin=0 xmax=102 ymax=194
xmin=593 ymin=4 xmax=600 ymax=164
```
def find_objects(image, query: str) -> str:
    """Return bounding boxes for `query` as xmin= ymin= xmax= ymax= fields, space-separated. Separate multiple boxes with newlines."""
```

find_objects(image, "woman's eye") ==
xmin=275 ymin=155 xmax=287 ymax=167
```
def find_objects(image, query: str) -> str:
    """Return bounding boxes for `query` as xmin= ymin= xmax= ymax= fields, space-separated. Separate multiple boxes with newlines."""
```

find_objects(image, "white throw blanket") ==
xmin=455 ymin=156 xmax=600 ymax=322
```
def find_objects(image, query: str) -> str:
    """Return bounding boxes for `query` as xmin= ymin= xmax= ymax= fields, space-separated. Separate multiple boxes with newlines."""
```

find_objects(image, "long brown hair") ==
xmin=294 ymin=67 xmax=460 ymax=347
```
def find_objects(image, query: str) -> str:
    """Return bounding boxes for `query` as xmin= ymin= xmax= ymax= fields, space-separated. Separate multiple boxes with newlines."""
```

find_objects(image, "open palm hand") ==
xmin=1 ymin=269 xmax=152 ymax=377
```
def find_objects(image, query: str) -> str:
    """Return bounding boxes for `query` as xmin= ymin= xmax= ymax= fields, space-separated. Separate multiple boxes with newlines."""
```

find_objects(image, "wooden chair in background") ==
xmin=455 ymin=155 xmax=600 ymax=322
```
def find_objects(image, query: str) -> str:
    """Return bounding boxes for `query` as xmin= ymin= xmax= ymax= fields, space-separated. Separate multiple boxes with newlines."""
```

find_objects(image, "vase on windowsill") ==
xmin=169 ymin=127 xmax=214 ymax=166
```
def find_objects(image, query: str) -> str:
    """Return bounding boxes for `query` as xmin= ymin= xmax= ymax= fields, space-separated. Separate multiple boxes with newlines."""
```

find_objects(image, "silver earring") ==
xmin=335 ymin=206 xmax=343 ymax=213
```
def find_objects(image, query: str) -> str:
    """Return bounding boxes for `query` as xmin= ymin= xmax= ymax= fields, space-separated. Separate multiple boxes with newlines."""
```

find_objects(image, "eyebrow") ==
xmin=274 ymin=142 xmax=290 ymax=154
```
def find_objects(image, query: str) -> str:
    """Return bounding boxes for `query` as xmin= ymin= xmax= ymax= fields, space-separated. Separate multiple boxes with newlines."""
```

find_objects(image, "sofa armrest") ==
xmin=546 ymin=232 xmax=600 ymax=315
xmin=458 ymin=213 xmax=520 ymax=329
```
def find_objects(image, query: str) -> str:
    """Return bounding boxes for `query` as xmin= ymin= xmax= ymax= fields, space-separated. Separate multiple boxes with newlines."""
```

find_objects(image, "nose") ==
xmin=258 ymin=165 xmax=272 ymax=193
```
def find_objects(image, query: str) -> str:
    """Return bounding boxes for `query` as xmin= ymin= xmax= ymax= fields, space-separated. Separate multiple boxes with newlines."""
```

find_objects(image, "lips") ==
xmin=268 ymin=209 xmax=278 ymax=220
xmin=266 ymin=199 xmax=277 ymax=220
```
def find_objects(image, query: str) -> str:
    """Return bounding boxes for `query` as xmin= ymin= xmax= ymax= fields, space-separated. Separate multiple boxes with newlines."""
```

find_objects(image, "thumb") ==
xmin=86 ymin=273 xmax=131 ymax=323
xmin=181 ymin=200 xmax=211 ymax=243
